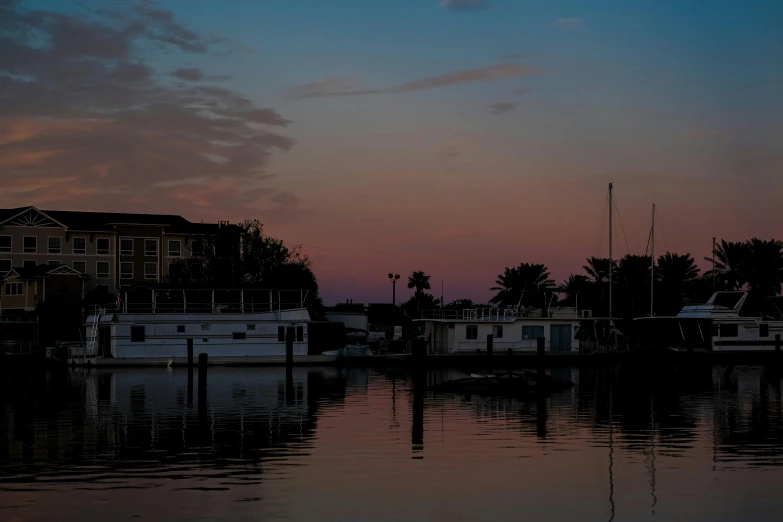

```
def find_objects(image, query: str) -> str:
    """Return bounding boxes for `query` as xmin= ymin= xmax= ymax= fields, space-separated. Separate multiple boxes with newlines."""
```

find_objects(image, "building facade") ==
xmin=0 ymin=206 xmax=229 ymax=300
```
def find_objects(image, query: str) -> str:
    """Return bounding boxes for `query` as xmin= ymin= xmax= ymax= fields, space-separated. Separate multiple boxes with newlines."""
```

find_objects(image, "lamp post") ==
xmin=388 ymin=273 xmax=400 ymax=340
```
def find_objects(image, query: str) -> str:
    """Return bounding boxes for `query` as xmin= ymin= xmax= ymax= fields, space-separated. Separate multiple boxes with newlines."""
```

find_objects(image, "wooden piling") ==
xmin=776 ymin=334 xmax=781 ymax=353
xmin=197 ymin=353 xmax=207 ymax=428
xmin=486 ymin=334 xmax=494 ymax=358
xmin=186 ymin=339 xmax=193 ymax=405
xmin=537 ymin=337 xmax=545 ymax=376
xmin=187 ymin=339 xmax=194 ymax=367
xmin=285 ymin=326 xmax=295 ymax=367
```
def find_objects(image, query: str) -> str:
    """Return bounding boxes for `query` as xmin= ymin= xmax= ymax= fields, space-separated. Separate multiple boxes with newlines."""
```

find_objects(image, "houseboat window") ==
xmin=5 ymin=282 xmax=23 ymax=296
xmin=130 ymin=326 xmax=145 ymax=342
xmin=0 ymin=260 xmax=10 ymax=273
xmin=144 ymin=262 xmax=157 ymax=280
xmin=296 ymin=326 xmax=304 ymax=342
xmin=96 ymin=238 xmax=110 ymax=255
xmin=0 ymin=236 xmax=11 ymax=253
xmin=720 ymin=324 xmax=739 ymax=337
xmin=48 ymin=260 xmax=60 ymax=266
xmin=522 ymin=325 xmax=545 ymax=339
xmin=168 ymin=240 xmax=181 ymax=257
xmin=120 ymin=262 xmax=133 ymax=280
xmin=233 ymin=332 xmax=246 ymax=340
xmin=96 ymin=261 xmax=110 ymax=279
xmin=120 ymin=238 xmax=133 ymax=256
xmin=73 ymin=237 xmax=86 ymax=254
xmin=247 ymin=324 xmax=256 ymax=330
xmin=73 ymin=261 xmax=86 ymax=273
xmin=466 ymin=325 xmax=478 ymax=339
xmin=760 ymin=324 xmax=769 ymax=337
xmin=23 ymin=236 xmax=36 ymax=253
xmin=48 ymin=237 xmax=61 ymax=254
xmin=278 ymin=326 xmax=285 ymax=342
xmin=177 ymin=325 xmax=185 ymax=333
xmin=192 ymin=240 xmax=204 ymax=257
xmin=493 ymin=325 xmax=503 ymax=339
xmin=144 ymin=239 xmax=157 ymax=257
xmin=202 ymin=338 xmax=209 ymax=343
xmin=200 ymin=324 xmax=210 ymax=330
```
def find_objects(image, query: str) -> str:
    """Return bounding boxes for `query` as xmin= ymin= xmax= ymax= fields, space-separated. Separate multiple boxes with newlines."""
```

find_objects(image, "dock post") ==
xmin=198 ymin=353 xmax=208 ymax=430
xmin=776 ymin=334 xmax=781 ymax=354
xmin=187 ymin=339 xmax=194 ymax=405
xmin=285 ymin=326 xmax=295 ymax=403
xmin=486 ymin=334 xmax=493 ymax=358
xmin=536 ymin=337 xmax=546 ymax=377
xmin=412 ymin=367 xmax=425 ymax=458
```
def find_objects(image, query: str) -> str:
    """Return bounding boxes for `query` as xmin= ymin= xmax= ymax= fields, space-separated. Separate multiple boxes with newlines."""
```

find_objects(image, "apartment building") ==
xmin=0 ymin=206 xmax=229 ymax=296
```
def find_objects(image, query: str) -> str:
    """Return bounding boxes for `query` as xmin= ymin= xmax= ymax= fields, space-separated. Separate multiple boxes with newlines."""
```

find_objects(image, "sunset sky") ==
xmin=2 ymin=0 xmax=781 ymax=303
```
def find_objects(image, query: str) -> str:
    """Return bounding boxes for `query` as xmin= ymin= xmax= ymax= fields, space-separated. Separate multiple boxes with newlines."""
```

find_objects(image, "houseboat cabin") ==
xmin=418 ymin=306 xmax=604 ymax=354
xmin=634 ymin=291 xmax=783 ymax=352
xmin=80 ymin=288 xmax=342 ymax=364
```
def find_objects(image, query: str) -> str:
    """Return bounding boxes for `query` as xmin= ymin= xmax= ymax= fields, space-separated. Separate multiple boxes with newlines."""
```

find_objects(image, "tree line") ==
xmin=405 ymin=238 xmax=783 ymax=319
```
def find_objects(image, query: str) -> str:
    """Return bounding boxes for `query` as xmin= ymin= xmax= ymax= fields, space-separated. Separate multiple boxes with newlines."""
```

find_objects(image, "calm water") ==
xmin=2 ymin=364 xmax=783 ymax=521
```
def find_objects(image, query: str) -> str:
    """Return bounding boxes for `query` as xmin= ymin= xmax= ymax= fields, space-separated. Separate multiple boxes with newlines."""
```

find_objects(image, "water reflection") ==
xmin=1 ymin=364 xmax=783 ymax=521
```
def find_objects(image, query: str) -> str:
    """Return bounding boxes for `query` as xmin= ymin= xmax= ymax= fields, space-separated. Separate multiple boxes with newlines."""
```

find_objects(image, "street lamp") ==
xmin=388 ymin=273 xmax=400 ymax=340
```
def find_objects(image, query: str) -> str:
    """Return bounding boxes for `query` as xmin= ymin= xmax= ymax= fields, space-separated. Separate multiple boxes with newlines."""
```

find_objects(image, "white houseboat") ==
xmin=76 ymin=289 xmax=345 ymax=365
xmin=417 ymin=305 xmax=610 ymax=354
xmin=634 ymin=291 xmax=783 ymax=352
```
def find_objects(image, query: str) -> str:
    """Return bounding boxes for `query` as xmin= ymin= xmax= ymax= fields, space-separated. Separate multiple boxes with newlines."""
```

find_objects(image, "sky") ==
xmin=1 ymin=0 xmax=782 ymax=304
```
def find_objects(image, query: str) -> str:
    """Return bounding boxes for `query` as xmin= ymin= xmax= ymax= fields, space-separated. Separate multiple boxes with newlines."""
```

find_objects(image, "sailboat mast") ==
xmin=651 ymin=203 xmax=655 ymax=316
xmin=712 ymin=237 xmax=716 ymax=294
xmin=608 ymin=183 xmax=613 ymax=322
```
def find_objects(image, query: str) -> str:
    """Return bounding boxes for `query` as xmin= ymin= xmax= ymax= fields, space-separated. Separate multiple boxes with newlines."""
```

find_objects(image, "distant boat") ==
xmin=634 ymin=291 xmax=783 ymax=352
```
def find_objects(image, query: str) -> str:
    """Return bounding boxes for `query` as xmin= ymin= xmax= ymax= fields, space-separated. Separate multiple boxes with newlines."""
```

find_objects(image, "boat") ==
xmin=322 ymin=343 xmax=375 ymax=359
xmin=634 ymin=291 xmax=783 ymax=352
xmin=431 ymin=371 xmax=574 ymax=397
xmin=74 ymin=288 xmax=346 ymax=366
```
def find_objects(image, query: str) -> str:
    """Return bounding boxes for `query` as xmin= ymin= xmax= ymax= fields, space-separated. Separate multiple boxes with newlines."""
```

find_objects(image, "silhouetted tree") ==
xmin=583 ymin=257 xmax=617 ymax=284
xmin=617 ymin=254 xmax=653 ymax=318
xmin=656 ymin=252 xmax=700 ymax=314
xmin=407 ymin=271 xmax=431 ymax=293
xmin=490 ymin=263 xmax=554 ymax=307
xmin=444 ymin=298 xmax=475 ymax=310
xmin=743 ymin=238 xmax=783 ymax=297
xmin=703 ymin=239 xmax=748 ymax=291
xmin=557 ymin=274 xmax=592 ymax=308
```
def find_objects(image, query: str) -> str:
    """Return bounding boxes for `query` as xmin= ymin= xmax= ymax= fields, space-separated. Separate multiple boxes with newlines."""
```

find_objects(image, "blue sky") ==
xmin=5 ymin=0 xmax=783 ymax=302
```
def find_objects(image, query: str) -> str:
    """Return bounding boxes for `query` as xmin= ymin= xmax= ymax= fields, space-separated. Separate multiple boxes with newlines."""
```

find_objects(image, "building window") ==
xmin=48 ymin=260 xmax=60 ymax=266
xmin=23 ymin=236 xmax=36 ymax=253
xmin=144 ymin=262 xmax=157 ymax=280
xmin=120 ymin=238 xmax=133 ymax=256
xmin=760 ymin=324 xmax=769 ymax=338
xmin=247 ymin=324 xmax=256 ymax=330
xmin=466 ymin=325 xmax=478 ymax=340
xmin=144 ymin=239 xmax=157 ymax=256
xmin=96 ymin=261 xmax=110 ymax=278
xmin=120 ymin=262 xmax=133 ymax=280
xmin=73 ymin=237 xmax=86 ymax=254
xmin=200 ymin=324 xmax=210 ymax=330
xmin=0 ymin=259 xmax=11 ymax=272
xmin=177 ymin=325 xmax=185 ymax=333
xmin=296 ymin=325 xmax=304 ymax=342
xmin=0 ymin=236 xmax=10 ymax=253
xmin=5 ymin=282 xmax=23 ymax=296
xmin=168 ymin=240 xmax=181 ymax=257
xmin=493 ymin=325 xmax=503 ymax=339
xmin=73 ymin=261 xmax=86 ymax=273
xmin=191 ymin=239 xmax=204 ymax=257
xmin=522 ymin=325 xmax=545 ymax=339
xmin=720 ymin=323 xmax=739 ymax=338
xmin=48 ymin=237 xmax=61 ymax=254
xmin=233 ymin=332 xmax=246 ymax=340
xmin=130 ymin=326 xmax=145 ymax=343
xmin=24 ymin=260 xmax=36 ymax=269
xmin=96 ymin=238 xmax=110 ymax=255
xmin=278 ymin=326 xmax=285 ymax=342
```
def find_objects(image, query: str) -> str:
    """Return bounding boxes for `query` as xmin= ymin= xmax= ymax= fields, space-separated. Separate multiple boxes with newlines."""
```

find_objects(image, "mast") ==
xmin=608 ymin=183 xmax=613 ymax=323
xmin=650 ymin=203 xmax=655 ymax=316
xmin=712 ymin=237 xmax=716 ymax=294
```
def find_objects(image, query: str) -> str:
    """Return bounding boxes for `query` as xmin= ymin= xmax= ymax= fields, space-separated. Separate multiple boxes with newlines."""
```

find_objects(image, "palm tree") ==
xmin=583 ymin=257 xmax=617 ymax=284
xmin=617 ymin=254 xmax=652 ymax=318
xmin=704 ymin=239 xmax=748 ymax=291
xmin=445 ymin=298 xmax=475 ymax=310
xmin=558 ymin=274 xmax=591 ymax=302
xmin=407 ymin=271 xmax=431 ymax=294
xmin=743 ymin=238 xmax=783 ymax=296
xmin=490 ymin=263 xmax=553 ymax=307
xmin=656 ymin=252 xmax=700 ymax=314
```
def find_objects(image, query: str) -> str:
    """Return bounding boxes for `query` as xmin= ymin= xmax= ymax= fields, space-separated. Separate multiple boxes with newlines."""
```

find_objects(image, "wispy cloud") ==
xmin=488 ymin=102 xmax=515 ymax=115
xmin=556 ymin=18 xmax=584 ymax=28
xmin=440 ymin=0 xmax=491 ymax=12
xmin=0 ymin=0 xmax=292 ymax=213
xmin=513 ymin=87 xmax=529 ymax=96
xmin=289 ymin=63 xmax=541 ymax=100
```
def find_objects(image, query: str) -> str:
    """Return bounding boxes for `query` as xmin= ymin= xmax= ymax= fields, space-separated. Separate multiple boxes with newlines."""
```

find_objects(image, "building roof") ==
xmin=3 ymin=263 xmax=90 ymax=281
xmin=0 ymin=206 xmax=230 ymax=235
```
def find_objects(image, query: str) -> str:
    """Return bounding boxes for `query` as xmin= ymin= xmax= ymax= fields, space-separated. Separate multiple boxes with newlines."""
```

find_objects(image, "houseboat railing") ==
xmin=423 ymin=306 xmax=581 ymax=321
